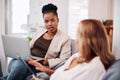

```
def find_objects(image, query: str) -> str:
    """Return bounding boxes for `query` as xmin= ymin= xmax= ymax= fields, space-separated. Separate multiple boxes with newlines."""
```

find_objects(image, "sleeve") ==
xmin=48 ymin=37 xmax=71 ymax=68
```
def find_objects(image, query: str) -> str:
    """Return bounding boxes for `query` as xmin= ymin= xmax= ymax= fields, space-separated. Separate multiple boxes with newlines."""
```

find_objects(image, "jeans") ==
xmin=7 ymin=59 xmax=65 ymax=80
xmin=7 ymin=59 xmax=49 ymax=80
xmin=7 ymin=59 xmax=28 ymax=80
xmin=26 ymin=72 xmax=49 ymax=80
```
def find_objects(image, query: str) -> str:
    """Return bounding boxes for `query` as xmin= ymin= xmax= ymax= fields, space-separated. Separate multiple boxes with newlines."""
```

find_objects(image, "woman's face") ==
xmin=43 ymin=12 xmax=59 ymax=33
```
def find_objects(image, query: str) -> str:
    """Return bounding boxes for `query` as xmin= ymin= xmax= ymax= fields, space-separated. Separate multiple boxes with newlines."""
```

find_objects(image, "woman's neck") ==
xmin=43 ymin=30 xmax=57 ymax=40
xmin=47 ymin=31 xmax=56 ymax=36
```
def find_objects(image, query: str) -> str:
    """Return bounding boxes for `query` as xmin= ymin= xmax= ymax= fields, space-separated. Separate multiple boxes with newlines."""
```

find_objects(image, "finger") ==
xmin=28 ymin=60 xmax=36 ymax=66
xmin=36 ymin=67 xmax=41 ymax=70
xmin=29 ymin=60 xmax=41 ymax=67
xmin=27 ymin=58 xmax=33 ymax=61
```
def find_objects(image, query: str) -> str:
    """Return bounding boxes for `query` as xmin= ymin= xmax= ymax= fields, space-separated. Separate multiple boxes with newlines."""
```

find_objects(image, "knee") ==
xmin=8 ymin=59 xmax=27 ymax=73
xmin=37 ymin=72 xmax=50 ymax=80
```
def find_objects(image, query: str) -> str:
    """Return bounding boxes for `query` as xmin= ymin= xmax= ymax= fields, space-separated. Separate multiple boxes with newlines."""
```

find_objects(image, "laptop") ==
xmin=1 ymin=35 xmax=44 ymax=76
xmin=1 ymin=35 xmax=31 ymax=60
xmin=1 ymin=35 xmax=44 ymax=61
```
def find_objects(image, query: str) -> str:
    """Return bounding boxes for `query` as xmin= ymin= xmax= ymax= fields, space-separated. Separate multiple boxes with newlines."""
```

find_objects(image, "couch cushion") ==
xmin=102 ymin=59 xmax=120 ymax=80
xmin=71 ymin=39 xmax=77 ymax=55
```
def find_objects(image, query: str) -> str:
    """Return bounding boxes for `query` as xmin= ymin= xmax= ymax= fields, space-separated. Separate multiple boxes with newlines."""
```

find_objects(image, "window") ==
xmin=7 ymin=0 xmax=88 ymax=38
xmin=8 ymin=0 xmax=30 ymax=36
xmin=68 ymin=0 xmax=89 ymax=39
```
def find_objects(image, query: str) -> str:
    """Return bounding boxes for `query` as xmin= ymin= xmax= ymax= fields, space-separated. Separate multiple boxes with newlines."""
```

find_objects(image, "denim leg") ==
xmin=37 ymin=72 xmax=49 ymax=80
xmin=26 ymin=72 xmax=49 ymax=80
xmin=7 ymin=59 xmax=28 ymax=80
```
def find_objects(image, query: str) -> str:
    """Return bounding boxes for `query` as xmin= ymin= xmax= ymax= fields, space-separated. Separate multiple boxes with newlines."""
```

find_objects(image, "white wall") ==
xmin=29 ymin=0 xmax=68 ymax=33
xmin=88 ymin=0 xmax=113 ymax=20
xmin=0 ymin=0 xmax=7 ymax=75
xmin=112 ymin=0 xmax=120 ymax=59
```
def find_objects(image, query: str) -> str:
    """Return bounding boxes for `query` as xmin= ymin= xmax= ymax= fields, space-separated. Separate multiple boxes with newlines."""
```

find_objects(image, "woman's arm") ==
xmin=27 ymin=58 xmax=54 ymax=75
xmin=48 ymin=37 xmax=71 ymax=68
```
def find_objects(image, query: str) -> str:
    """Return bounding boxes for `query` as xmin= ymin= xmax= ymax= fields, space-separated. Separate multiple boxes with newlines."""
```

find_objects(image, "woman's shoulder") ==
xmin=53 ymin=29 xmax=71 ymax=44
xmin=57 ymin=29 xmax=71 ymax=39
xmin=65 ymin=53 xmax=80 ymax=65
xmin=89 ymin=57 xmax=106 ymax=71
xmin=90 ymin=57 xmax=103 ymax=65
xmin=66 ymin=52 xmax=79 ymax=60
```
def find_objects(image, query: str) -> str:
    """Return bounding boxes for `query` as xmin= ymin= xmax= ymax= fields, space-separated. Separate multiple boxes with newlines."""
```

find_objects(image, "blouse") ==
xmin=50 ymin=53 xmax=106 ymax=80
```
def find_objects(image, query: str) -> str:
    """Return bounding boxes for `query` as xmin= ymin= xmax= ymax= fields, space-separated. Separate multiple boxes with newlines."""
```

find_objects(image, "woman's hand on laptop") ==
xmin=27 ymin=58 xmax=48 ymax=72
xmin=27 ymin=58 xmax=54 ymax=75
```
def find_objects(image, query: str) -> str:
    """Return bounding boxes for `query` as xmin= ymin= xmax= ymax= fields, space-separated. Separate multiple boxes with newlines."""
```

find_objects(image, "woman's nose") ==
xmin=48 ymin=21 xmax=52 ymax=25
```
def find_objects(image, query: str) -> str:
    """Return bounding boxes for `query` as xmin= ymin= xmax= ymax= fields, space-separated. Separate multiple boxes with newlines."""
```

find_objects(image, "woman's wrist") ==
xmin=43 ymin=59 xmax=49 ymax=66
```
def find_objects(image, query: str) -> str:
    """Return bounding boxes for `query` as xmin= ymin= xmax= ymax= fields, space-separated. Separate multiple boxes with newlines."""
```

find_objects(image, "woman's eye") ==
xmin=44 ymin=20 xmax=48 ymax=23
xmin=51 ymin=19 xmax=55 ymax=22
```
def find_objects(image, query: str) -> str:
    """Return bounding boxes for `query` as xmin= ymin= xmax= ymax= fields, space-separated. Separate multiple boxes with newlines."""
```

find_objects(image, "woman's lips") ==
xmin=48 ymin=27 xmax=54 ymax=31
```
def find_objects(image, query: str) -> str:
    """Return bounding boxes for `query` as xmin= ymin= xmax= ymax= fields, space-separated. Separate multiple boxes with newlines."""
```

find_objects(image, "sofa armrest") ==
xmin=102 ymin=59 xmax=120 ymax=80
xmin=71 ymin=39 xmax=77 ymax=55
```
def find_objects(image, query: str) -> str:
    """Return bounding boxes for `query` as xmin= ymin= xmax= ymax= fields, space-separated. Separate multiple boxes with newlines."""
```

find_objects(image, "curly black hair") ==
xmin=42 ymin=3 xmax=58 ymax=17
